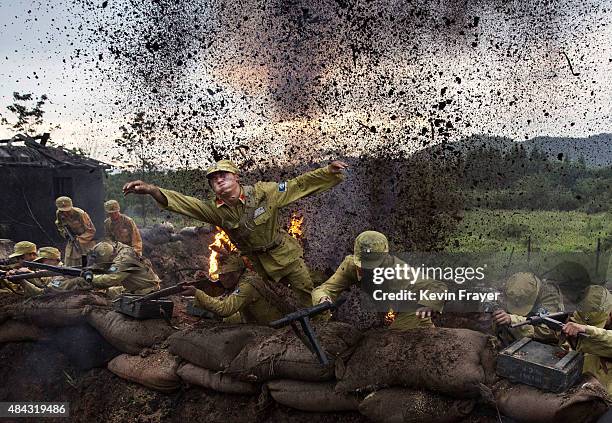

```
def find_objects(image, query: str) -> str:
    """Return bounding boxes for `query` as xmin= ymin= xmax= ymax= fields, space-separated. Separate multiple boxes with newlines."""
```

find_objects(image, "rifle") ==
xmin=61 ymin=224 xmax=83 ymax=255
xmin=6 ymin=270 xmax=62 ymax=282
xmin=511 ymin=310 xmax=589 ymax=338
xmin=23 ymin=261 xmax=94 ymax=283
xmin=269 ymin=297 xmax=347 ymax=366
xmin=127 ymin=278 xmax=212 ymax=304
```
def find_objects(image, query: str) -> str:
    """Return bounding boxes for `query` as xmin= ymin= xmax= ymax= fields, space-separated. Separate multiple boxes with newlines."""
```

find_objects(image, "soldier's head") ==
xmin=504 ymin=272 xmax=541 ymax=316
xmin=574 ymin=285 xmax=612 ymax=329
xmin=217 ymin=253 xmax=246 ymax=290
xmin=34 ymin=246 xmax=62 ymax=266
xmin=104 ymin=200 xmax=121 ymax=221
xmin=87 ymin=242 xmax=117 ymax=270
xmin=9 ymin=241 xmax=38 ymax=263
xmin=206 ymin=160 xmax=240 ymax=197
xmin=55 ymin=196 xmax=73 ymax=215
xmin=353 ymin=231 xmax=389 ymax=277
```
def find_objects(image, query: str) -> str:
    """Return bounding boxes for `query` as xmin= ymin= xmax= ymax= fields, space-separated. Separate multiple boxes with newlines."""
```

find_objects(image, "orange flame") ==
xmin=288 ymin=212 xmax=304 ymax=241
xmin=384 ymin=309 xmax=396 ymax=325
xmin=208 ymin=228 xmax=236 ymax=280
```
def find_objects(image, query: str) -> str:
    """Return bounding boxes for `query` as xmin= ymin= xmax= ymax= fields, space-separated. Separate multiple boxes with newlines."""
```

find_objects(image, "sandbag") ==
xmin=267 ymin=380 xmax=359 ymax=412
xmin=107 ymin=350 xmax=180 ymax=392
xmin=336 ymin=328 xmax=496 ymax=398
xmin=226 ymin=322 xmax=363 ymax=382
xmin=87 ymin=308 xmax=175 ymax=354
xmin=46 ymin=325 xmax=121 ymax=370
xmin=177 ymin=362 xmax=258 ymax=395
xmin=0 ymin=320 xmax=48 ymax=343
xmin=358 ymin=388 xmax=475 ymax=423
xmin=168 ymin=324 xmax=276 ymax=371
xmin=1 ymin=292 xmax=108 ymax=327
xmin=494 ymin=376 xmax=611 ymax=423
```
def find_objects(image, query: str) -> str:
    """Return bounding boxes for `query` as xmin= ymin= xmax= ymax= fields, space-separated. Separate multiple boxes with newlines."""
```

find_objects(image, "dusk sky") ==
xmin=1 ymin=0 xmax=611 ymax=168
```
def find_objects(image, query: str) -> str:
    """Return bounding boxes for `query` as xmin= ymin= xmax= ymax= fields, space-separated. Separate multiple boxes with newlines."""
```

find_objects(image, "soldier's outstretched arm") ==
xmin=123 ymin=180 xmax=168 ymax=206
xmin=90 ymin=271 xmax=129 ymax=289
xmin=570 ymin=325 xmax=612 ymax=358
xmin=124 ymin=180 xmax=217 ymax=224
xmin=265 ymin=160 xmax=348 ymax=208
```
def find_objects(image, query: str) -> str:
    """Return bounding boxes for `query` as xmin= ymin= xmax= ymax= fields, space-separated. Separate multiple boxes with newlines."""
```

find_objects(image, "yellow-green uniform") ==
xmin=104 ymin=213 xmax=143 ymax=255
xmin=0 ymin=263 xmax=21 ymax=294
xmin=55 ymin=208 xmax=96 ymax=267
xmin=504 ymin=280 xmax=564 ymax=342
xmin=312 ymin=254 xmax=446 ymax=330
xmin=193 ymin=272 xmax=283 ymax=324
xmin=159 ymin=166 xmax=344 ymax=306
xmin=66 ymin=243 xmax=159 ymax=295
xmin=571 ymin=325 xmax=612 ymax=394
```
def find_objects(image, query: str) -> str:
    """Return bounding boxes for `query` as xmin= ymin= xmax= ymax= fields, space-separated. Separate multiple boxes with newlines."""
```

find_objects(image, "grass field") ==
xmin=447 ymin=209 xmax=611 ymax=254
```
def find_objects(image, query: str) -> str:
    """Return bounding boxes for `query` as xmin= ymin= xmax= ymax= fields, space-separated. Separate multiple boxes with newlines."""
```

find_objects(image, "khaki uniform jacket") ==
xmin=104 ymin=214 xmax=143 ymax=255
xmin=575 ymin=325 xmax=612 ymax=395
xmin=194 ymin=272 xmax=283 ymax=324
xmin=55 ymin=208 xmax=96 ymax=260
xmin=159 ymin=166 xmax=343 ymax=282
xmin=77 ymin=243 xmax=159 ymax=294
xmin=311 ymin=254 xmax=446 ymax=331
xmin=505 ymin=280 xmax=564 ymax=342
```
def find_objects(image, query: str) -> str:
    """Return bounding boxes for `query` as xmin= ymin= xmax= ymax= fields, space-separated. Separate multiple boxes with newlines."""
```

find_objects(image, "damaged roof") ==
xmin=0 ymin=133 xmax=109 ymax=169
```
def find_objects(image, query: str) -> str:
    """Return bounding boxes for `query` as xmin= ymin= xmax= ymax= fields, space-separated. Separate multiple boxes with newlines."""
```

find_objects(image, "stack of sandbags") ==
xmin=335 ymin=327 xmax=497 ymax=398
xmin=87 ymin=308 xmax=176 ymax=354
xmin=108 ymin=349 xmax=181 ymax=392
xmin=226 ymin=322 xmax=363 ymax=383
xmin=0 ymin=291 xmax=108 ymax=327
xmin=266 ymin=380 xmax=359 ymax=412
xmin=168 ymin=323 xmax=276 ymax=394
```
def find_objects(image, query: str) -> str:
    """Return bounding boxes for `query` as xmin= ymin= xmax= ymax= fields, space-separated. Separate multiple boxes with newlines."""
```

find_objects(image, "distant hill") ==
xmin=446 ymin=133 xmax=612 ymax=167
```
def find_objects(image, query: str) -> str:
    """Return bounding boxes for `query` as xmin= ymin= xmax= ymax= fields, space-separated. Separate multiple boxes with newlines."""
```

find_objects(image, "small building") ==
xmin=0 ymin=133 xmax=109 ymax=246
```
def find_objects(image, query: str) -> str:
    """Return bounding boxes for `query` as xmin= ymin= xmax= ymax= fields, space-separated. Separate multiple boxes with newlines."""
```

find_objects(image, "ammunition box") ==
xmin=114 ymin=294 xmax=174 ymax=320
xmin=496 ymin=337 xmax=583 ymax=392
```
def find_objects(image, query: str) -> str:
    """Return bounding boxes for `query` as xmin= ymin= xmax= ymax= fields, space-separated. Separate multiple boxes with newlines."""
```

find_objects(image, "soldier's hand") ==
xmin=123 ymin=180 xmax=156 ymax=196
xmin=493 ymin=309 xmax=512 ymax=326
xmin=562 ymin=322 xmax=587 ymax=337
xmin=416 ymin=307 xmax=434 ymax=319
xmin=328 ymin=160 xmax=349 ymax=174
xmin=7 ymin=268 xmax=32 ymax=276
xmin=181 ymin=285 xmax=197 ymax=296
xmin=319 ymin=296 xmax=332 ymax=304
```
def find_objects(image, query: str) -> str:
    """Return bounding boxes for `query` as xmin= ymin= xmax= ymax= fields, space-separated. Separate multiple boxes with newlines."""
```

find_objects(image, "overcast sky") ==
xmin=0 ymin=0 xmax=611 ymax=168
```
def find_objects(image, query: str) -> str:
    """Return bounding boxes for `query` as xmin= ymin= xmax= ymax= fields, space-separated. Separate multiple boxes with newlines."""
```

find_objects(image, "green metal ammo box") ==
xmin=113 ymin=294 xmax=174 ymax=319
xmin=496 ymin=337 xmax=584 ymax=392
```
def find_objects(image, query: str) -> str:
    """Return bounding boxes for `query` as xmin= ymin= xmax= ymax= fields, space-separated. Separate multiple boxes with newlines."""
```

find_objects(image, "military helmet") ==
xmin=34 ymin=246 xmax=61 ymax=262
xmin=9 ymin=241 xmax=37 ymax=258
xmin=206 ymin=160 xmax=239 ymax=178
xmin=88 ymin=242 xmax=117 ymax=269
xmin=353 ymin=231 xmax=389 ymax=269
xmin=218 ymin=253 xmax=246 ymax=275
xmin=574 ymin=285 xmax=612 ymax=328
xmin=104 ymin=200 xmax=120 ymax=213
xmin=55 ymin=196 xmax=73 ymax=212
xmin=504 ymin=272 xmax=541 ymax=316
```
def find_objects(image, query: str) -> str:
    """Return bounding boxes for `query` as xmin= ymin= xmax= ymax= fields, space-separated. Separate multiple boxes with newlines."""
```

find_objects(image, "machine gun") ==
xmin=511 ymin=310 xmax=589 ymax=338
xmin=23 ymin=261 xmax=94 ymax=283
xmin=269 ymin=297 xmax=347 ymax=366
xmin=5 ymin=270 xmax=62 ymax=282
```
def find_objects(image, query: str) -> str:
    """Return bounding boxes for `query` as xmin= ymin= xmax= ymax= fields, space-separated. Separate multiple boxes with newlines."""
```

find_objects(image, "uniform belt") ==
xmin=242 ymin=235 xmax=283 ymax=254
